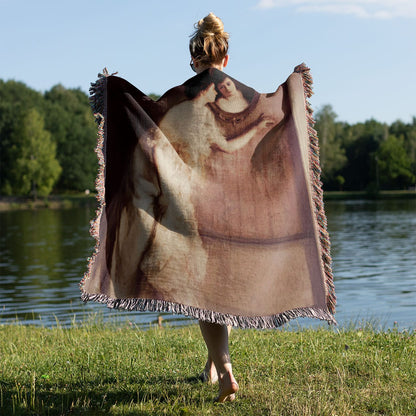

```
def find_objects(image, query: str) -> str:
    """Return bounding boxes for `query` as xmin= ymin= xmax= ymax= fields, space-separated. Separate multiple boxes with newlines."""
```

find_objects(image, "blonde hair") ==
xmin=189 ymin=13 xmax=229 ymax=66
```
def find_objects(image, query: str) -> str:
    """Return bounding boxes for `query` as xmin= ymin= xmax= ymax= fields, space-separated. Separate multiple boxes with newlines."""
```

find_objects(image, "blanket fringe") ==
xmin=295 ymin=63 xmax=336 ymax=315
xmin=89 ymin=68 xmax=117 ymax=116
xmin=80 ymin=290 xmax=337 ymax=329
xmin=79 ymin=69 xmax=112 ymax=291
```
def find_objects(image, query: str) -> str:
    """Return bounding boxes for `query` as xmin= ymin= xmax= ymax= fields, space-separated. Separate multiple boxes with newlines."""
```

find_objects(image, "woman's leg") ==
xmin=199 ymin=321 xmax=239 ymax=402
xmin=200 ymin=325 xmax=232 ymax=384
xmin=200 ymin=354 xmax=218 ymax=383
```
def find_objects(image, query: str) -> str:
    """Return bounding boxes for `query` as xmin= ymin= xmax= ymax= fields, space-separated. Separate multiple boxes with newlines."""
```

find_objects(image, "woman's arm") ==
xmin=213 ymin=114 xmax=277 ymax=153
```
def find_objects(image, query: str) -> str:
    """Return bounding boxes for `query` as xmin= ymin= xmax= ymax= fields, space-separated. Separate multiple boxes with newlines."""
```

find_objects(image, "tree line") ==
xmin=0 ymin=80 xmax=415 ymax=197
xmin=0 ymin=79 xmax=97 ymax=197
xmin=315 ymin=105 xmax=415 ymax=191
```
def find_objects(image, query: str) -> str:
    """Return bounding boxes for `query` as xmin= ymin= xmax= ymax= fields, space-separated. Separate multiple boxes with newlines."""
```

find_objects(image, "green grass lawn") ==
xmin=0 ymin=320 xmax=415 ymax=415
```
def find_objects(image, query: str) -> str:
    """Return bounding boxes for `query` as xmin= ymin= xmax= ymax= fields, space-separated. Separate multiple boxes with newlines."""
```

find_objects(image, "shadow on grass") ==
xmin=1 ymin=374 xmax=210 ymax=416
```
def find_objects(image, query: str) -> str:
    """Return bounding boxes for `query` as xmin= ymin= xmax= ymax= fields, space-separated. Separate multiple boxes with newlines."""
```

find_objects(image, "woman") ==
xmin=216 ymin=76 xmax=249 ymax=113
xmin=159 ymin=80 xmax=219 ymax=168
xmin=159 ymin=74 xmax=275 ymax=170
xmin=188 ymin=12 xmax=240 ymax=403
xmin=83 ymin=11 xmax=336 ymax=406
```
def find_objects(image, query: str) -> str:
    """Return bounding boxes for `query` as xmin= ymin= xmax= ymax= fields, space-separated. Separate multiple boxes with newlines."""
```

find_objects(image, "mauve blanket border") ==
xmin=80 ymin=65 xmax=337 ymax=329
xmin=296 ymin=64 xmax=336 ymax=316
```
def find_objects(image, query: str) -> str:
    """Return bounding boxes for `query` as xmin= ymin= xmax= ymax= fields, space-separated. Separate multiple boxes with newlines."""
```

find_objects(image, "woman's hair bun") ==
xmin=189 ymin=13 xmax=229 ymax=65
xmin=197 ymin=12 xmax=227 ymax=37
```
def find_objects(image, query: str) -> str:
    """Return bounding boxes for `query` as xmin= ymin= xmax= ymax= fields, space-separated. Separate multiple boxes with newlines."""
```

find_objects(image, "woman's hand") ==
xmin=257 ymin=113 xmax=277 ymax=130
xmin=294 ymin=63 xmax=309 ymax=73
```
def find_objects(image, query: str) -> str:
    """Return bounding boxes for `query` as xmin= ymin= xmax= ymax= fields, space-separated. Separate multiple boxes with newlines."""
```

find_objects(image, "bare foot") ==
xmin=199 ymin=358 xmax=218 ymax=384
xmin=215 ymin=372 xmax=239 ymax=403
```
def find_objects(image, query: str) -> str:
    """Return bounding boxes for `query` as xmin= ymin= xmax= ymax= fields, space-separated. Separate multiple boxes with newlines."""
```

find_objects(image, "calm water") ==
xmin=0 ymin=199 xmax=415 ymax=330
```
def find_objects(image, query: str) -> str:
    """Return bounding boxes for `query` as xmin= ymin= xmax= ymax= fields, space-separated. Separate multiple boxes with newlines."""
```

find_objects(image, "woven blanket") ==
xmin=80 ymin=64 xmax=336 ymax=328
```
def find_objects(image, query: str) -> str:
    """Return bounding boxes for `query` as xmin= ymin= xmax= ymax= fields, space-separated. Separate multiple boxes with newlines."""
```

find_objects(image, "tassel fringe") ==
xmin=295 ymin=63 xmax=336 ymax=315
xmin=80 ymin=291 xmax=337 ymax=329
xmin=79 ymin=69 xmax=112 ymax=292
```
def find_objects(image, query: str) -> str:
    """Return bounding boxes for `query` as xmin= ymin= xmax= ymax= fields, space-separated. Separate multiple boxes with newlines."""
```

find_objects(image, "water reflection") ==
xmin=0 ymin=206 xmax=192 ymax=327
xmin=0 ymin=199 xmax=415 ymax=329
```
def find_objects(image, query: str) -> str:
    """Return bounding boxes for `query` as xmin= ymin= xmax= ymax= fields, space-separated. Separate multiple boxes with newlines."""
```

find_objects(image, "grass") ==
xmin=0 ymin=320 xmax=415 ymax=415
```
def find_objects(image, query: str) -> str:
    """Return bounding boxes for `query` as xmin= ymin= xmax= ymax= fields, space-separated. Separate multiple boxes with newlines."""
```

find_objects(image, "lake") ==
xmin=0 ymin=198 xmax=415 ymax=330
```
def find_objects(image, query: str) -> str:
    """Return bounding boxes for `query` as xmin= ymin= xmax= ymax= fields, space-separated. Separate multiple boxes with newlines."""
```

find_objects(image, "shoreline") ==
xmin=323 ymin=190 xmax=416 ymax=200
xmin=0 ymin=190 xmax=415 ymax=211
xmin=0 ymin=194 xmax=97 ymax=211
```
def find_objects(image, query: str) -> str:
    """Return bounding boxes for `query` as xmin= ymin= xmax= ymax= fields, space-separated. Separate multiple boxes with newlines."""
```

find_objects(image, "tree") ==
xmin=1 ymin=77 xmax=415 ymax=194
xmin=0 ymin=102 xmax=20 ymax=194
xmin=0 ymin=80 xmax=45 ymax=194
xmin=11 ymin=108 xmax=61 ymax=197
xmin=148 ymin=93 xmax=161 ymax=101
xmin=44 ymin=85 xmax=97 ymax=191
xmin=376 ymin=135 xmax=415 ymax=189
xmin=341 ymin=119 xmax=388 ymax=191
xmin=389 ymin=118 xmax=416 ymax=181
xmin=314 ymin=105 xmax=347 ymax=189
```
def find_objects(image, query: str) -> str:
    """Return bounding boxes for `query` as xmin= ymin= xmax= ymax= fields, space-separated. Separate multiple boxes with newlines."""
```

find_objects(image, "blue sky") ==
xmin=1 ymin=0 xmax=415 ymax=124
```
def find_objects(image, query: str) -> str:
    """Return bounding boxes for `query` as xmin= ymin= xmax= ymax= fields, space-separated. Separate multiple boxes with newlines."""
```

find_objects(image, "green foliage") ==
xmin=343 ymin=119 xmax=387 ymax=191
xmin=335 ymin=175 xmax=345 ymax=190
xmin=148 ymin=92 xmax=161 ymax=101
xmin=376 ymin=135 xmax=415 ymax=189
xmin=0 ymin=80 xmax=96 ymax=196
xmin=0 ymin=80 xmax=46 ymax=195
xmin=44 ymin=85 xmax=97 ymax=191
xmin=0 ymin=103 xmax=18 ymax=195
xmin=9 ymin=109 xmax=61 ymax=197
xmin=1 ymin=78 xmax=415 ymax=195
xmin=314 ymin=105 xmax=347 ymax=183
xmin=314 ymin=105 xmax=416 ymax=191
xmin=0 ymin=79 xmax=44 ymax=109
xmin=389 ymin=117 xmax=416 ymax=180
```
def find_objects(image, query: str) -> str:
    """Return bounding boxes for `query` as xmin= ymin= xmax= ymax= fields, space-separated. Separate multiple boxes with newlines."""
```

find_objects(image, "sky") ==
xmin=1 ymin=0 xmax=415 ymax=125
